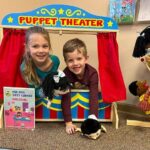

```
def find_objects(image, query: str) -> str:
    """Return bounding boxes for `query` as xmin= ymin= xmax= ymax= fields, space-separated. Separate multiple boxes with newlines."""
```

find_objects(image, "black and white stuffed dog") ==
xmin=76 ymin=114 xmax=107 ymax=140
xmin=133 ymin=25 xmax=150 ymax=58
xmin=42 ymin=70 xmax=71 ymax=107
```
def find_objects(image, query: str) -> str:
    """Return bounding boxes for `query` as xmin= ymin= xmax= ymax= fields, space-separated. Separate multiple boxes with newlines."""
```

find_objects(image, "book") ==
xmin=3 ymin=87 xmax=35 ymax=129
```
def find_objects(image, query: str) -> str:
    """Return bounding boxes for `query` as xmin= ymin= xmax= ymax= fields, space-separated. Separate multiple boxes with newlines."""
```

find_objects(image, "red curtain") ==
xmin=0 ymin=29 xmax=27 ymax=99
xmin=97 ymin=32 xmax=126 ymax=102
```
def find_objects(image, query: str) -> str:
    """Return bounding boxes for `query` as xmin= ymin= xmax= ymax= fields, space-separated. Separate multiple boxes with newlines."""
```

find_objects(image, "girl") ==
xmin=20 ymin=26 xmax=76 ymax=134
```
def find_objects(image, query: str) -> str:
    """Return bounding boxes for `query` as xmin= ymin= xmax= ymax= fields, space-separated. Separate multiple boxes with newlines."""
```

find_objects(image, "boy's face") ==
xmin=65 ymin=49 xmax=88 ymax=79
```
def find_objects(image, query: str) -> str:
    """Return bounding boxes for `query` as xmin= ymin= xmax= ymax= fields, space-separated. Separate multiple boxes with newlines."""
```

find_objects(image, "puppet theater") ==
xmin=0 ymin=4 xmax=126 ymax=129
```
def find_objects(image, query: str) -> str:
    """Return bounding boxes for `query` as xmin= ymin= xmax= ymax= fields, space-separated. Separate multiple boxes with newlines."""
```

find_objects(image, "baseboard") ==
xmin=117 ymin=102 xmax=149 ymax=117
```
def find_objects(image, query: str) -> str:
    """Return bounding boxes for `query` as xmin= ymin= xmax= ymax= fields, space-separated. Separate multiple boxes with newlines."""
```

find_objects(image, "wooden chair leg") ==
xmin=127 ymin=119 xmax=150 ymax=127
xmin=112 ymin=102 xmax=119 ymax=129
xmin=0 ymin=104 xmax=4 ymax=128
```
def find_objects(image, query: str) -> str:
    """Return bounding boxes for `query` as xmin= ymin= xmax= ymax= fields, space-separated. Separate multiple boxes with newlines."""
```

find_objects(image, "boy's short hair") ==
xmin=63 ymin=38 xmax=87 ymax=61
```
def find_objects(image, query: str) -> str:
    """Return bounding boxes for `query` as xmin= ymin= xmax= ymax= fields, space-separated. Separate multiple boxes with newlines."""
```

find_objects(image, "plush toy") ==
xmin=76 ymin=114 xmax=107 ymax=140
xmin=133 ymin=25 xmax=150 ymax=58
xmin=72 ymin=82 xmax=88 ymax=89
xmin=132 ymin=26 xmax=150 ymax=70
xmin=42 ymin=70 xmax=71 ymax=107
xmin=128 ymin=80 xmax=150 ymax=114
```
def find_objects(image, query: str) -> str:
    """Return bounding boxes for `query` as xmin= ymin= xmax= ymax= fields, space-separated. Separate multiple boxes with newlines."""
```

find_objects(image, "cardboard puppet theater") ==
xmin=0 ymin=4 xmax=126 ymax=126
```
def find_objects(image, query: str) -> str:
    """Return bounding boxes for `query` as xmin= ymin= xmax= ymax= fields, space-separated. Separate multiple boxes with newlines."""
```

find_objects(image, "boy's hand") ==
xmin=65 ymin=122 xmax=77 ymax=134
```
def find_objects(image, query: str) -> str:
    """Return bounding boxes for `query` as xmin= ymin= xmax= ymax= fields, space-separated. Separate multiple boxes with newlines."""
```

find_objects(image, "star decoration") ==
xmin=58 ymin=8 xmax=64 ymax=15
xmin=107 ymin=21 xmax=113 ymax=27
xmin=7 ymin=16 xmax=13 ymax=23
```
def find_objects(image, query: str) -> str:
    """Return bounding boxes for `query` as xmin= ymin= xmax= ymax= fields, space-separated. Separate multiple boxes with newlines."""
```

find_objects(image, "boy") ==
xmin=62 ymin=38 xmax=99 ymax=118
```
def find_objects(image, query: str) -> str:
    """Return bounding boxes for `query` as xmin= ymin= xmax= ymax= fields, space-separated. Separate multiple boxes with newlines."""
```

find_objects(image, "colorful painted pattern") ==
xmin=36 ymin=91 xmax=112 ymax=121
xmin=109 ymin=0 xmax=136 ymax=24
xmin=2 ymin=4 xmax=118 ymax=31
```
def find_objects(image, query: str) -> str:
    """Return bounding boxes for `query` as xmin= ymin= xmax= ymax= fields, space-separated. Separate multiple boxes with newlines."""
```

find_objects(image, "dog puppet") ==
xmin=42 ymin=70 xmax=71 ymax=107
xmin=76 ymin=114 xmax=107 ymax=140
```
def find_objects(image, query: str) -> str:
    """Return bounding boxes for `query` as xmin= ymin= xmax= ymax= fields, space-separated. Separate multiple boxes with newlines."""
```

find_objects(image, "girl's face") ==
xmin=27 ymin=33 xmax=50 ymax=66
xmin=65 ymin=49 xmax=88 ymax=79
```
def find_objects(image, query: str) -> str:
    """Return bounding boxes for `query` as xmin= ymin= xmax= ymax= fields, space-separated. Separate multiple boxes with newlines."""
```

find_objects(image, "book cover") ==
xmin=3 ymin=87 xmax=35 ymax=129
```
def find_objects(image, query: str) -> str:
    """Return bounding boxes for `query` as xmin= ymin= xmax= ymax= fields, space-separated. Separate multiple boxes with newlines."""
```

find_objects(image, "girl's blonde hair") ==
xmin=63 ymin=38 xmax=87 ymax=61
xmin=22 ymin=26 xmax=51 ymax=86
